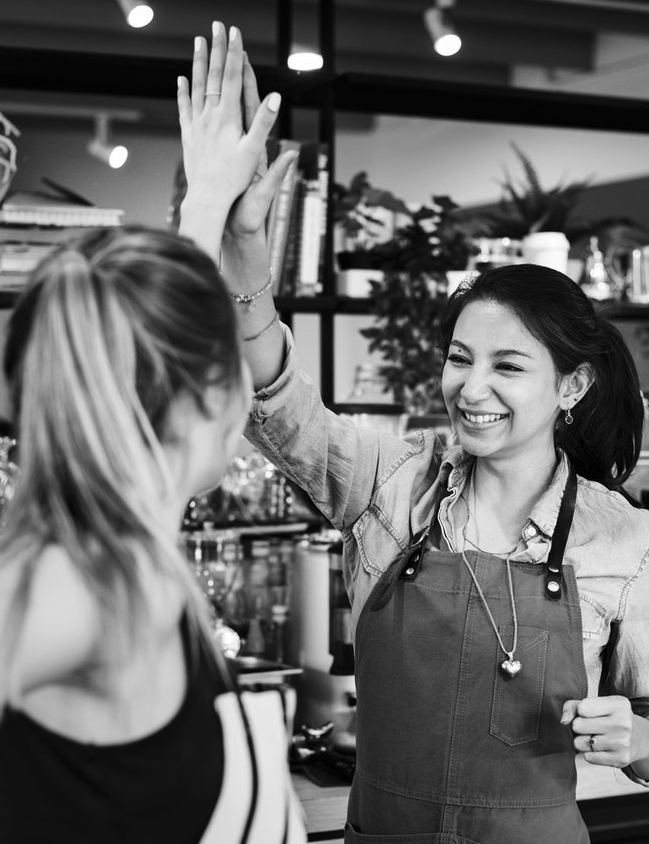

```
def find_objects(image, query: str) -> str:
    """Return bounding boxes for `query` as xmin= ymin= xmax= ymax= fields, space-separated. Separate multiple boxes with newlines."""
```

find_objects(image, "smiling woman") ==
xmin=439 ymin=263 xmax=643 ymax=492
xmin=238 ymin=257 xmax=649 ymax=843
xmin=176 ymin=19 xmax=649 ymax=841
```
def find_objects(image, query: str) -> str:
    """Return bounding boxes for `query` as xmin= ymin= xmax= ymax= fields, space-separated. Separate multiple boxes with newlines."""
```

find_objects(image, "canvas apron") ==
xmin=346 ymin=466 xmax=590 ymax=844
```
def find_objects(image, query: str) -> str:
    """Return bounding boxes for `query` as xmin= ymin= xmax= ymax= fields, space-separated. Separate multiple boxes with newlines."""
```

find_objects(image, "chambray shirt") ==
xmin=245 ymin=325 xmax=649 ymax=777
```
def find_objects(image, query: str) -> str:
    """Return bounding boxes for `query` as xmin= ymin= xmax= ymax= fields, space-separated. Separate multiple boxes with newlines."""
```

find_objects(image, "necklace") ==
xmin=461 ymin=474 xmax=522 ymax=678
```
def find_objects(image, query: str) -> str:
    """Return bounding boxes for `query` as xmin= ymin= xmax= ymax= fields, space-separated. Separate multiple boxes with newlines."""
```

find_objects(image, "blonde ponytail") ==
xmin=0 ymin=226 xmax=244 ymax=706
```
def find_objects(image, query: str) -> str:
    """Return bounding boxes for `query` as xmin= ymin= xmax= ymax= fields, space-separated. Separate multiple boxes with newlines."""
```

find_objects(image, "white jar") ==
xmin=521 ymin=231 xmax=570 ymax=274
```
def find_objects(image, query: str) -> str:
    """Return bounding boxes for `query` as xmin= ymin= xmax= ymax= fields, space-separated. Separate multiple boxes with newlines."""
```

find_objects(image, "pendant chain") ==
xmin=460 ymin=472 xmax=520 ymax=670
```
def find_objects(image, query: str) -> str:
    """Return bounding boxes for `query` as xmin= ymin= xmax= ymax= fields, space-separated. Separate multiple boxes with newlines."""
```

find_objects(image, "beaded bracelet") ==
xmin=229 ymin=275 xmax=273 ymax=311
xmin=243 ymin=312 xmax=280 ymax=342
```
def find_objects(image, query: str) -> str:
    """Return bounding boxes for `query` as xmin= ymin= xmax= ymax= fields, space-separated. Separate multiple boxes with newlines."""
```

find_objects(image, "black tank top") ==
xmin=0 ymin=614 xmax=229 ymax=843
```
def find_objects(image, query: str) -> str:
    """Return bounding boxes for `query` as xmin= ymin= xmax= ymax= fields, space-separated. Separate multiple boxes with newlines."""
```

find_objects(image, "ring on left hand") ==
xmin=588 ymin=735 xmax=598 ymax=752
xmin=206 ymin=90 xmax=222 ymax=98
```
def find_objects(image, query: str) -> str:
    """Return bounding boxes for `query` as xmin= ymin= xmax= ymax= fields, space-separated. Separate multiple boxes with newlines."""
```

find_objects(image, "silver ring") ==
xmin=588 ymin=735 xmax=597 ymax=751
xmin=205 ymin=90 xmax=221 ymax=98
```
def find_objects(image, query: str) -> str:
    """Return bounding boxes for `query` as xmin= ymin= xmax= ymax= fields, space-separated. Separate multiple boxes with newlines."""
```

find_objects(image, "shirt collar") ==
xmin=441 ymin=446 xmax=572 ymax=541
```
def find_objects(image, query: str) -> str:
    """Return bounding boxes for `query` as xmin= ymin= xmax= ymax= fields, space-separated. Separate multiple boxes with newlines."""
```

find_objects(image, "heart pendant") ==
xmin=501 ymin=658 xmax=522 ymax=677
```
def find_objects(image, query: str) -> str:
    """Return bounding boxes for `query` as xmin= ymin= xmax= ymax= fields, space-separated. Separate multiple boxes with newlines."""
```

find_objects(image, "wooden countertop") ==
xmin=293 ymin=760 xmax=649 ymax=842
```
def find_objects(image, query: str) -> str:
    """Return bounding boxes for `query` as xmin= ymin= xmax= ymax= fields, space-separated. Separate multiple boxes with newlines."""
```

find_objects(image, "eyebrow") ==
xmin=450 ymin=340 xmax=533 ymax=359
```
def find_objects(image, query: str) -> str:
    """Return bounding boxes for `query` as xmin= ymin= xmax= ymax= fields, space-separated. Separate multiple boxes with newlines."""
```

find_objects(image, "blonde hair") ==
xmin=0 ymin=225 xmax=244 ymax=705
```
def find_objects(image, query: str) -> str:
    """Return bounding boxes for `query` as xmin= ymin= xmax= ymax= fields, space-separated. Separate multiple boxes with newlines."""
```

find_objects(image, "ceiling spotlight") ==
xmin=287 ymin=50 xmax=324 ymax=72
xmin=87 ymin=114 xmax=128 ymax=169
xmin=424 ymin=1 xmax=462 ymax=57
xmin=116 ymin=0 xmax=154 ymax=28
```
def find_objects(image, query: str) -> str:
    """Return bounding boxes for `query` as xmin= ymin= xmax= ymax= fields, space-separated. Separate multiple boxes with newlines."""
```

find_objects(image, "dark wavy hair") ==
xmin=438 ymin=264 xmax=644 ymax=489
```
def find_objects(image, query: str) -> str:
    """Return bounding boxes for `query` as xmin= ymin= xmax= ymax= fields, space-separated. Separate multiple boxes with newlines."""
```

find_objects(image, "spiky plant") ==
xmin=490 ymin=143 xmax=593 ymax=238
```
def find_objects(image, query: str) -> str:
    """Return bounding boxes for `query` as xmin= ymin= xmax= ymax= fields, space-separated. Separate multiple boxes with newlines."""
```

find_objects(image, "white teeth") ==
xmin=463 ymin=412 xmax=505 ymax=424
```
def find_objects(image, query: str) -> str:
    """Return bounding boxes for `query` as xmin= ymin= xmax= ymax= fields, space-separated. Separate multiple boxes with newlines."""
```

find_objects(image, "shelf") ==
xmin=334 ymin=72 xmax=649 ymax=133
xmin=4 ymin=45 xmax=649 ymax=135
xmin=0 ymin=45 xmax=332 ymax=108
xmin=276 ymin=295 xmax=373 ymax=314
xmin=600 ymin=302 xmax=649 ymax=320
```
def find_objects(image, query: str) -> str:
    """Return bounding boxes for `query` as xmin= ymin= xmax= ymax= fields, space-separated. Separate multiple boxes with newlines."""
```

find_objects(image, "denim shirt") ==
xmin=245 ymin=326 xmax=649 ymax=779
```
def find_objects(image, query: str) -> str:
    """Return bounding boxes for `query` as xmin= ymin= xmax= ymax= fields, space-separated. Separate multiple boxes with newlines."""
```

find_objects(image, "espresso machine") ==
xmin=288 ymin=531 xmax=356 ymax=752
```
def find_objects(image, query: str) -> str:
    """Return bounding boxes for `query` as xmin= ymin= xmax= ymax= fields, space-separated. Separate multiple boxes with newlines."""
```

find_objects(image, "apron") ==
xmin=346 ymin=466 xmax=590 ymax=844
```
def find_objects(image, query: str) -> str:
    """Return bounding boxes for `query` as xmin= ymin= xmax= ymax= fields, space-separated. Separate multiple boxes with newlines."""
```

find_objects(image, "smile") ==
xmin=460 ymin=411 xmax=508 ymax=425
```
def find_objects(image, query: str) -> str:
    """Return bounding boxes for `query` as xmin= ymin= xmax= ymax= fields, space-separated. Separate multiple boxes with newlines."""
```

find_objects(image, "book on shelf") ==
xmin=273 ymin=140 xmax=329 ymax=297
xmin=0 ymin=271 xmax=29 ymax=292
xmin=0 ymin=225 xmax=96 ymax=245
xmin=0 ymin=186 xmax=125 ymax=293
xmin=294 ymin=141 xmax=328 ymax=297
xmin=0 ymin=190 xmax=123 ymax=228
xmin=0 ymin=242 xmax=54 ymax=274
xmin=266 ymin=139 xmax=302 ymax=295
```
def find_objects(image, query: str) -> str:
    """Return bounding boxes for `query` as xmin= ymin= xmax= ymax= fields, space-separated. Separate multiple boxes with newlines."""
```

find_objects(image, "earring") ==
xmin=565 ymin=406 xmax=574 ymax=426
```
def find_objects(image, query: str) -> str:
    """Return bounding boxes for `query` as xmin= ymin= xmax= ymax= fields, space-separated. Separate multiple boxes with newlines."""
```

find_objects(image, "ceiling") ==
xmin=1 ymin=0 xmax=649 ymax=131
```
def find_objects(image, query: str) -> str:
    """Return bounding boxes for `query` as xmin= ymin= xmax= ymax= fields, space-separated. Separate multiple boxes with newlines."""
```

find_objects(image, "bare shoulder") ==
xmin=8 ymin=545 xmax=101 ymax=695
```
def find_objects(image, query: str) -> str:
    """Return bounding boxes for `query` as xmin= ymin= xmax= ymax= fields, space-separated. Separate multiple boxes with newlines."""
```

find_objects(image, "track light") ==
xmin=87 ymin=114 xmax=128 ymax=169
xmin=424 ymin=0 xmax=462 ymax=57
xmin=116 ymin=0 xmax=154 ymax=28
xmin=287 ymin=49 xmax=324 ymax=72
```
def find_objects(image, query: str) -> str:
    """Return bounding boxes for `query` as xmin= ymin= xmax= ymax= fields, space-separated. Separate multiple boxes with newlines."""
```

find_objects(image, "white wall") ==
xmin=10 ymin=125 xmax=181 ymax=228
xmin=335 ymin=115 xmax=649 ymax=209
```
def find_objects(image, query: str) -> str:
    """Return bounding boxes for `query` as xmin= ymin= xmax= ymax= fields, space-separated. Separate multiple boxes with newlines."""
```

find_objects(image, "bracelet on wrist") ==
xmin=243 ymin=312 xmax=280 ymax=342
xmin=229 ymin=274 xmax=273 ymax=311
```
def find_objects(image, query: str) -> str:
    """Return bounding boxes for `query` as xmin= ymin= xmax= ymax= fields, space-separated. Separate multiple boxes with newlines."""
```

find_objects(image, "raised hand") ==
xmin=177 ymin=22 xmax=297 ymax=262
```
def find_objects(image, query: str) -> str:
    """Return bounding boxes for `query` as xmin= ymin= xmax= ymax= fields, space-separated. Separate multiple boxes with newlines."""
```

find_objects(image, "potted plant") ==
xmin=458 ymin=143 xmax=593 ymax=273
xmin=360 ymin=195 xmax=473 ymax=416
xmin=333 ymin=172 xmax=411 ymax=295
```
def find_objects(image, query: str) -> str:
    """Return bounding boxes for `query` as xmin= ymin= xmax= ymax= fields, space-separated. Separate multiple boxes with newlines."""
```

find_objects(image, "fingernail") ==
xmin=177 ymin=76 xmax=184 ymax=89
xmin=212 ymin=21 xmax=222 ymax=38
xmin=229 ymin=26 xmax=238 ymax=43
xmin=560 ymin=713 xmax=571 ymax=724
xmin=268 ymin=92 xmax=282 ymax=113
xmin=194 ymin=36 xmax=202 ymax=52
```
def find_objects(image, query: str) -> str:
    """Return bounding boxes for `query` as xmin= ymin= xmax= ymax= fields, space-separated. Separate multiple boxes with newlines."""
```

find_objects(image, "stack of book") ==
xmin=266 ymin=139 xmax=329 ymax=297
xmin=0 ymin=188 xmax=123 ymax=293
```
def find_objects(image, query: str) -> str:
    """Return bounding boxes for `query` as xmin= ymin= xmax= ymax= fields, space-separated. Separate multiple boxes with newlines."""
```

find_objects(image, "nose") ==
xmin=459 ymin=364 xmax=492 ymax=405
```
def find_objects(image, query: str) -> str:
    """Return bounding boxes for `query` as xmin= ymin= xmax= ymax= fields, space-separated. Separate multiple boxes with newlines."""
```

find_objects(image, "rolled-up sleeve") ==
xmin=244 ymin=324 xmax=412 ymax=531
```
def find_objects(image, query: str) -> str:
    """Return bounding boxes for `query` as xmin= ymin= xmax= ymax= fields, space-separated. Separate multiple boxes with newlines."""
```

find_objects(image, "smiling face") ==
xmin=441 ymin=299 xmax=568 ymax=469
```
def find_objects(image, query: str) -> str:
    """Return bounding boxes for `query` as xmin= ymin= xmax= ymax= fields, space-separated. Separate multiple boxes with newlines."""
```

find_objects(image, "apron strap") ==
xmin=545 ymin=463 xmax=578 ymax=600
xmin=369 ymin=527 xmax=430 ymax=612
xmin=371 ymin=463 xmax=578 ymax=611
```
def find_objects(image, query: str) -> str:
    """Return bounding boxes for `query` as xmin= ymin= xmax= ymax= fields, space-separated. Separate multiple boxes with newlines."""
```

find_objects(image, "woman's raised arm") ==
xmin=178 ymin=22 xmax=297 ymax=389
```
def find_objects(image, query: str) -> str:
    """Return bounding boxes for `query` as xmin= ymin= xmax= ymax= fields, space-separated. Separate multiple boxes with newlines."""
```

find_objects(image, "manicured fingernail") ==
xmin=229 ymin=26 xmax=238 ymax=43
xmin=212 ymin=21 xmax=222 ymax=38
xmin=194 ymin=36 xmax=202 ymax=52
xmin=268 ymin=92 xmax=281 ymax=113
xmin=560 ymin=713 xmax=571 ymax=724
xmin=177 ymin=76 xmax=184 ymax=89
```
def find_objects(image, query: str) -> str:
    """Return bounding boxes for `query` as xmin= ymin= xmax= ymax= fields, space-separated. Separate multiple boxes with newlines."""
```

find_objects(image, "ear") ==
xmin=558 ymin=363 xmax=594 ymax=411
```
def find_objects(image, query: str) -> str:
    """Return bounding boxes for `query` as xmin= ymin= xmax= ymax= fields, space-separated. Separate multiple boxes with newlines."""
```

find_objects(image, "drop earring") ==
xmin=565 ymin=405 xmax=574 ymax=426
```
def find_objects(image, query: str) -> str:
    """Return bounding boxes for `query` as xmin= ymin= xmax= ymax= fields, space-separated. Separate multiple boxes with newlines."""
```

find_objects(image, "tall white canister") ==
xmin=521 ymin=232 xmax=570 ymax=274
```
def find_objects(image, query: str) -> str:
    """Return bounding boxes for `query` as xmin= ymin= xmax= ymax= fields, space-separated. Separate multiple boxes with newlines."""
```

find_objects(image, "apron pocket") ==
xmin=344 ymin=823 xmax=482 ymax=843
xmin=489 ymin=625 xmax=549 ymax=746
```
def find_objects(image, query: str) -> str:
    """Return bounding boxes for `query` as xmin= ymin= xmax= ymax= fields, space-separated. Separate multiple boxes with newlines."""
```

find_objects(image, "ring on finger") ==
xmin=588 ymin=735 xmax=598 ymax=752
xmin=206 ymin=90 xmax=222 ymax=98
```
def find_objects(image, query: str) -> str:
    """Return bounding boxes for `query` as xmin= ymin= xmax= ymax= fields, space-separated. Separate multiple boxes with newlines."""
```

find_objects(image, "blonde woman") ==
xmin=0 ymin=27 xmax=304 ymax=844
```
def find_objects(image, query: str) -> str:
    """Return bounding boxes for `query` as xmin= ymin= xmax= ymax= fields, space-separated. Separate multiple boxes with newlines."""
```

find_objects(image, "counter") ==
xmin=293 ymin=758 xmax=649 ymax=843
